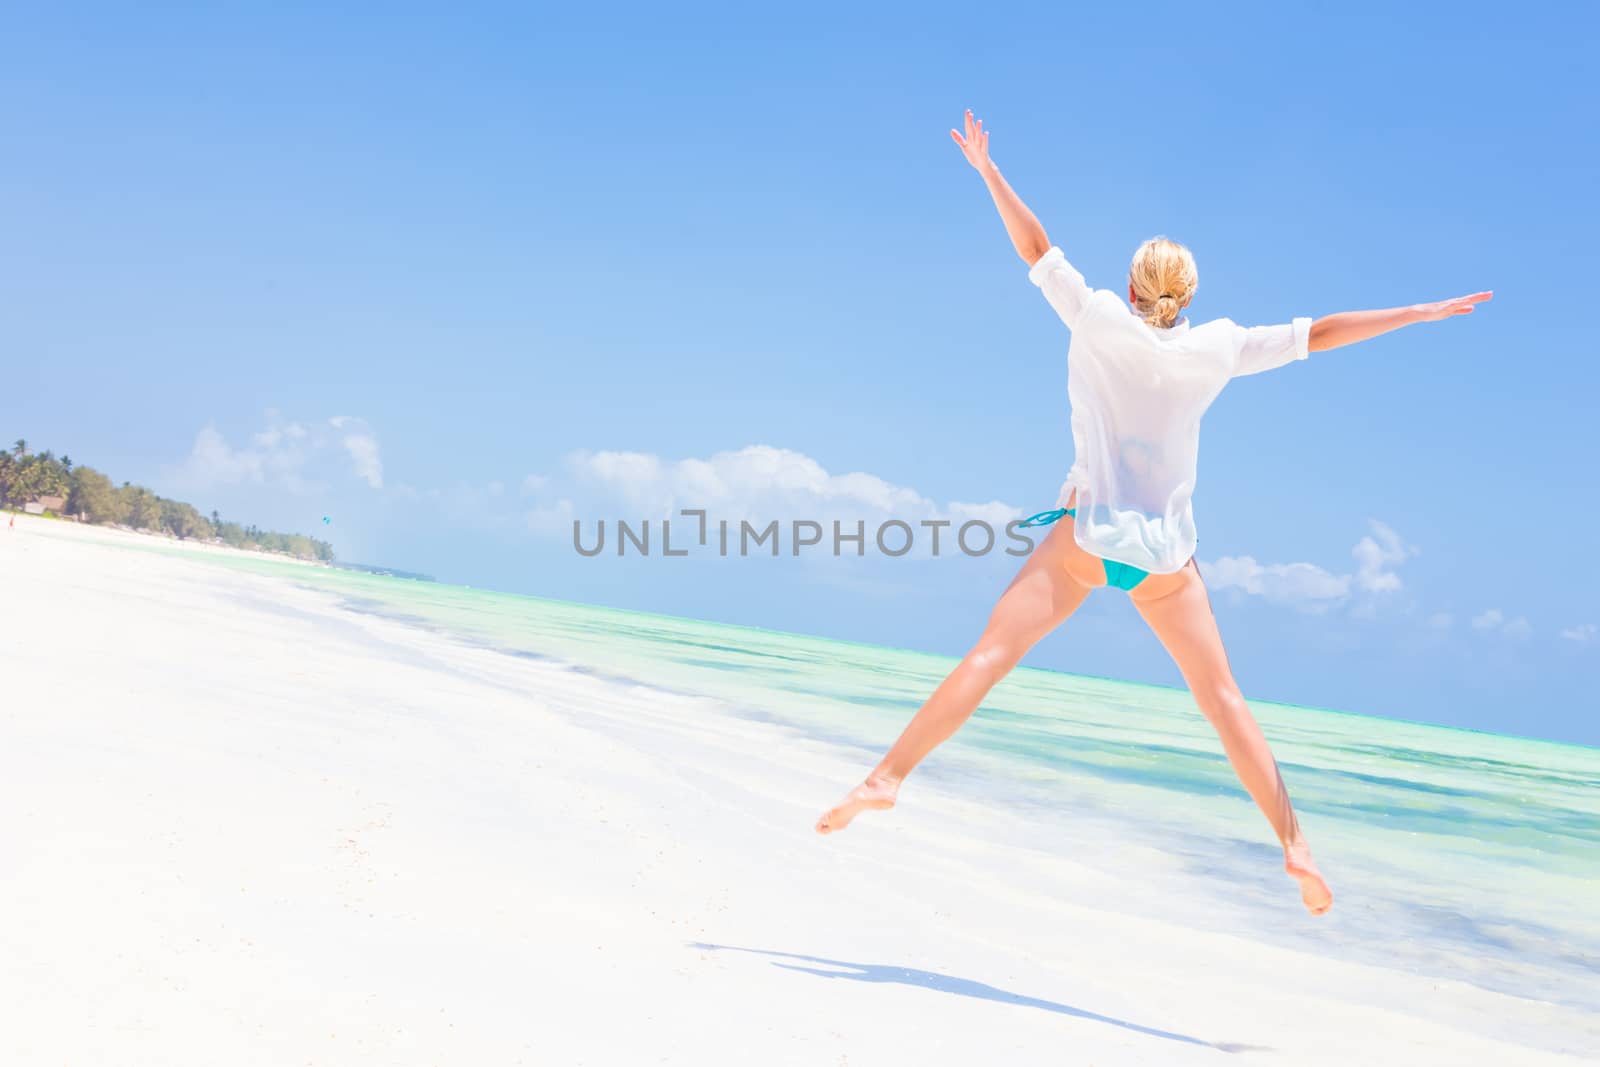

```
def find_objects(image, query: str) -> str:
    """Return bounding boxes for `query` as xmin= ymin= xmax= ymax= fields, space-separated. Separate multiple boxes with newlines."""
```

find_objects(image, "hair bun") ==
xmin=1129 ymin=236 xmax=1198 ymax=329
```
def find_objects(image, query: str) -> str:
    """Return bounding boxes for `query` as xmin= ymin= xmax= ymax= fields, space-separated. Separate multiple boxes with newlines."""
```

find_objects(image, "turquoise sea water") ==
xmin=194 ymin=552 xmax=1599 ymax=1027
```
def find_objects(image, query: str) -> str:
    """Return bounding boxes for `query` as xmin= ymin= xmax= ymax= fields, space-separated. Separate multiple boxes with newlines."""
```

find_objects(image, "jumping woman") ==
xmin=815 ymin=110 xmax=1490 ymax=915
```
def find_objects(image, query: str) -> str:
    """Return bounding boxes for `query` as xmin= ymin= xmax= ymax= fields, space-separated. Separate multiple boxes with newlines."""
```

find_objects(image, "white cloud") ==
xmin=173 ymin=412 xmax=384 ymax=493
xmin=329 ymin=416 xmax=383 ymax=489
xmin=1352 ymin=520 xmax=1416 ymax=592
xmin=251 ymin=421 xmax=306 ymax=450
xmin=1201 ymin=518 xmax=1413 ymax=612
xmin=1471 ymin=608 xmax=1532 ymax=639
xmin=561 ymin=445 xmax=1011 ymax=529
xmin=182 ymin=426 xmax=270 ymax=486
xmin=1559 ymin=623 xmax=1596 ymax=644
xmin=527 ymin=498 xmax=576 ymax=536
xmin=948 ymin=500 xmax=1026 ymax=529
xmin=1202 ymin=555 xmax=1351 ymax=611
xmin=503 ymin=445 xmax=1039 ymax=563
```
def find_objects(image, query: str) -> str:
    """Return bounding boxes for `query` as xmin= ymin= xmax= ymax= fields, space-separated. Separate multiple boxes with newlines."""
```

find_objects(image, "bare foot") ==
xmin=815 ymin=775 xmax=900 ymax=834
xmin=1285 ymin=840 xmax=1333 ymax=916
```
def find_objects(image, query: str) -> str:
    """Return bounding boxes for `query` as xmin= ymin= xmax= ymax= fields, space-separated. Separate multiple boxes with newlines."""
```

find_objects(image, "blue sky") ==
xmin=4 ymin=3 xmax=1597 ymax=743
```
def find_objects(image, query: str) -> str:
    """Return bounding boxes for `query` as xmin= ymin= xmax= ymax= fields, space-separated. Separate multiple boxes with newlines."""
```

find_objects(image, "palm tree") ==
xmin=12 ymin=439 xmax=26 ymax=458
xmin=61 ymin=455 xmax=72 ymax=472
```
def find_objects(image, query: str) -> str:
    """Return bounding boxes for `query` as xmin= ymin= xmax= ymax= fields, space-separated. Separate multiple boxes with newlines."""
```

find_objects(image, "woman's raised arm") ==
xmin=951 ymin=109 xmax=1051 ymax=265
xmin=1308 ymin=292 xmax=1492 ymax=352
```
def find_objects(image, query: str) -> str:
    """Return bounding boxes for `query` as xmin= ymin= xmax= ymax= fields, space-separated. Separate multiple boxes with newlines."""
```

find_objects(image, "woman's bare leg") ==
xmin=1129 ymin=561 xmax=1333 ymax=915
xmin=816 ymin=522 xmax=1095 ymax=833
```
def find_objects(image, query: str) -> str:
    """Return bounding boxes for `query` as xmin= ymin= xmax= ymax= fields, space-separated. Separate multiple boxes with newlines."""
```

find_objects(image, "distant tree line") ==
xmin=0 ymin=437 xmax=334 ymax=562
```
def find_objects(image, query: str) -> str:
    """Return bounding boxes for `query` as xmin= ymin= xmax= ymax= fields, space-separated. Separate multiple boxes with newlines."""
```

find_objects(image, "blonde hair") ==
xmin=1129 ymin=237 xmax=1198 ymax=329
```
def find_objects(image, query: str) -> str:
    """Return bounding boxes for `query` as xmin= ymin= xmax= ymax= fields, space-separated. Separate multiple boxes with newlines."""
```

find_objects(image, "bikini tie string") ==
xmin=1017 ymin=508 xmax=1070 ymax=528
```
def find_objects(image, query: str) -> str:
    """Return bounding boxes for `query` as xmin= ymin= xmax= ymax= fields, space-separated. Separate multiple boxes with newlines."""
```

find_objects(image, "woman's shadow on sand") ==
xmin=687 ymin=943 xmax=1268 ymax=1054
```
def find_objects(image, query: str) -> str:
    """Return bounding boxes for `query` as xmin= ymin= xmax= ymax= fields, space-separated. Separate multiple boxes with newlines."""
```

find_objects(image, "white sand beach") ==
xmin=1 ymin=514 xmax=1591 ymax=1066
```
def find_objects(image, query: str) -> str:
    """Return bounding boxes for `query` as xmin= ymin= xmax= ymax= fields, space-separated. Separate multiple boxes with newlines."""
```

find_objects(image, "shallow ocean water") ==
xmin=196 ymin=552 xmax=1600 ymax=1023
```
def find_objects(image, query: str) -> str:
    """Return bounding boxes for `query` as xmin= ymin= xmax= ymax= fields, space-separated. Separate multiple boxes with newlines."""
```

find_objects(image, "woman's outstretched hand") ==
xmin=951 ymin=107 xmax=1052 ymax=264
xmin=950 ymin=109 xmax=992 ymax=172
xmin=1413 ymin=291 xmax=1494 ymax=322
xmin=1309 ymin=290 xmax=1495 ymax=352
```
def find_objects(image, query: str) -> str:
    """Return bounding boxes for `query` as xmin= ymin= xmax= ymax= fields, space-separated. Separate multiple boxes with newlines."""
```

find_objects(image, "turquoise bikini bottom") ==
xmin=1021 ymin=506 xmax=1151 ymax=592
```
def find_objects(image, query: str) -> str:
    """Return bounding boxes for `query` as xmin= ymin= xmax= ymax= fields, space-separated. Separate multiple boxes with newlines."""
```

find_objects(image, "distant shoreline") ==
xmin=330 ymin=560 xmax=436 ymax=582
xmin=1 ymin=440 xmax=335 ymax=562
xmin=6 ymin=510 xmax=329 ymax=568
xmin=7 ymin=512 xmax=436 ymax=580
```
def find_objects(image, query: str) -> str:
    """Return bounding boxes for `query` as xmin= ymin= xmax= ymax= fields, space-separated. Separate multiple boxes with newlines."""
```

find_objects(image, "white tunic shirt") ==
xmin=1028 ymin=245 xmax=1311 ymax=574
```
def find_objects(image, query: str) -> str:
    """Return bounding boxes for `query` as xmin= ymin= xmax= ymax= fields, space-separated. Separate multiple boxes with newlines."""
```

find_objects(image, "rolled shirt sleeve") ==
xmin=1028 ymin=246 xmax=1094 ymax=330
xmin=1232 ymin=316 xmax=1312 ymax=377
